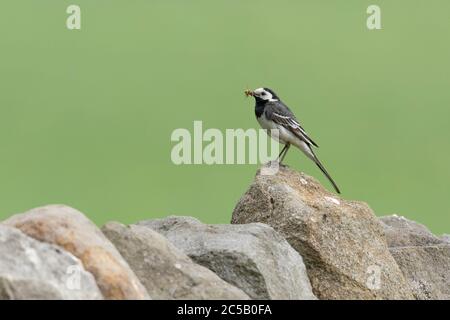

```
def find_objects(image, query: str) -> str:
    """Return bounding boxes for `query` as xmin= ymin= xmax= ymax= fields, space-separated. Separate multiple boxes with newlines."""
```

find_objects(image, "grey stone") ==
xmin=380 ymin=215 xmax=442 ymax=247
xmin=3 ymin=205 xmax=149 ymax=300
xmin=380 ymin=215 xmax=450 ymax=300
xmin=137 ymin=216 xmax=316 ymax=300
xmin=102 ymin=222 xmax=250 ymax=300
xmin=232 ymin=164 xmax=414 ymax=300
xmin=0 ymin=224 xmax=102 ymax=300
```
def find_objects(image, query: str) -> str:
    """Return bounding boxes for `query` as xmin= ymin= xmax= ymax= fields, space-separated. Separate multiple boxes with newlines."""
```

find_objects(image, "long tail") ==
xmin=309 ymin=149 xmax=341 ymax=194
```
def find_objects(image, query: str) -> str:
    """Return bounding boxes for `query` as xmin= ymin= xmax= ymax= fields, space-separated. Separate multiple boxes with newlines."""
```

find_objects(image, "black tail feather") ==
xmin=310 ymin=150 xmax=341 ymax=194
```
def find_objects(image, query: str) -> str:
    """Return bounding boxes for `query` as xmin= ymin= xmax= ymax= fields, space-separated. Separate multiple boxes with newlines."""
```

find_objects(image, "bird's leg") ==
xmin=277 ymin=144 xmax=290 ymax=164
xmin=277 ymin=145 xmax=287 ymax=159
xmin=279 ymin=144 xmax=290 ymax=163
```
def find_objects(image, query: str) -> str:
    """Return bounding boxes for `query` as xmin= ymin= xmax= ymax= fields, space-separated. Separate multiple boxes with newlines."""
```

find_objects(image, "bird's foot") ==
xmin=276 ymin=160 xmax=288 ymax=168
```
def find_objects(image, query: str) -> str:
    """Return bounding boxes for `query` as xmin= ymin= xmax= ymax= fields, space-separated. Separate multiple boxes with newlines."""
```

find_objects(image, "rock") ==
xmin=442 ymin=234 xmax=450 ymax=244
xmin=3 ymin=205 xmax=149 ymax=300
xmin=137 ymin=216 xmax=316 ymax=300
xmin=231 ymin=164 xmax=414 ymax=300
xmin=102 ymin=222 xmax=249 ymax=300
xmin=380 ymin=215 xmax=443 ymax=247
xmin=0 ymin=224 xmax=102 ymax=300
xmin=380 ymin=215 xmax=450 ymax=300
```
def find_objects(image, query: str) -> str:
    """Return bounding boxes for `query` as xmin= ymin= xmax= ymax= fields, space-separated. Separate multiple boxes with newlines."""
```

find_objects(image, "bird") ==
xmin=245 ymin=87 xmax=341 ymax=194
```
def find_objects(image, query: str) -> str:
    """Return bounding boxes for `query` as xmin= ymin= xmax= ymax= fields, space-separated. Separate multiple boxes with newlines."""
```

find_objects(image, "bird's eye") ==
xmin=261 ymin=92 xmax=266 ymax=95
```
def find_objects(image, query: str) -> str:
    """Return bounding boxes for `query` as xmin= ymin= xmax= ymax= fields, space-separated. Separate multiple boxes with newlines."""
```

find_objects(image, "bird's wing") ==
xmin=265 ymin=101 xmax=319 ymax=148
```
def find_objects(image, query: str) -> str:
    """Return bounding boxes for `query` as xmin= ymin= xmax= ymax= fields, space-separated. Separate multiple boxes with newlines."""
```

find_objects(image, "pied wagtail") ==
xmin=245 ymin=87 xmax=341 ymax=194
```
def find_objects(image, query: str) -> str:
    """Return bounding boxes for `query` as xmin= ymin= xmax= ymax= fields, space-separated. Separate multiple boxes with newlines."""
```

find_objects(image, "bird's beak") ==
xmin=244 ymin=89 xmax=254 ymax=97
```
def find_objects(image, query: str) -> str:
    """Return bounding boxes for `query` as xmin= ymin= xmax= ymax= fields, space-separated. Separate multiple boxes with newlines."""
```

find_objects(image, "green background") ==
xmin=1 ymin=1 xmax=449 ymax=234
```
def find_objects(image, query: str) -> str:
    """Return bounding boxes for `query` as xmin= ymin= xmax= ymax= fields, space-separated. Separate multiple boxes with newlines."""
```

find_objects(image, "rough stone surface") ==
xmin=232 ymin=164 xmax=414 ymax=300
xmin=102 ymin=222 xmax=250 ymax=300
xmin=0 ymin=224 xmax=102 ymax=300
xmin=380 ymin=215 xmax=450 ymax=300
xmin=441 ymin=234 xmax=450 ymax=244
xmin=380 ymin=215 xmax=443 ymax=247
xmin=3 ymin=205 xmax=149 ymax=300
xmin=138 ymin=216 xmax=316 ymax=300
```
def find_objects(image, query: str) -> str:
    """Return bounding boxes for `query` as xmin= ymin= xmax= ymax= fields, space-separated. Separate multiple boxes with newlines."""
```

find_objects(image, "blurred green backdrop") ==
xmin=0 ymin=1 xmax=449 ymax=234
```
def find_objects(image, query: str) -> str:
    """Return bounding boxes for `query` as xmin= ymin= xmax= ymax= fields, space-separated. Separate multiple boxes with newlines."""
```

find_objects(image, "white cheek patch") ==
xmin=263 ymin=92 xmax=273 ymax=101
xmin=254 ymin=88 xmax=278 ymax=101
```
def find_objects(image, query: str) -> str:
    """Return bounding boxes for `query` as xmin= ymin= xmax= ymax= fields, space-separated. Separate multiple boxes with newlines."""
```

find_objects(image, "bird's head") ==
xmin=245 ymin=87 xmax=280 ymax=102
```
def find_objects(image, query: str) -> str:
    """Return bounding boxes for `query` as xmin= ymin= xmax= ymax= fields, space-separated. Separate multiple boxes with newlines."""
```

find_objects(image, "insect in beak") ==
xmin=244 ymin=89 xmax=253 ymax=97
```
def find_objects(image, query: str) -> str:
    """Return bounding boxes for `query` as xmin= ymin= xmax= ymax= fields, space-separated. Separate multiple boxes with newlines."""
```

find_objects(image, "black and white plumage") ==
xmin=246 ymin=87 xmax=341 ymax=194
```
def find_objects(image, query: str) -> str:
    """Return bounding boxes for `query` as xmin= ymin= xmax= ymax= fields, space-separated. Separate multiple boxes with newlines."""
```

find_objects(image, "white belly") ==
xmin=257 ymin=113 xmax=300 ymax=146
xmin=257 ymin=113 xmax=315 ymax=160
